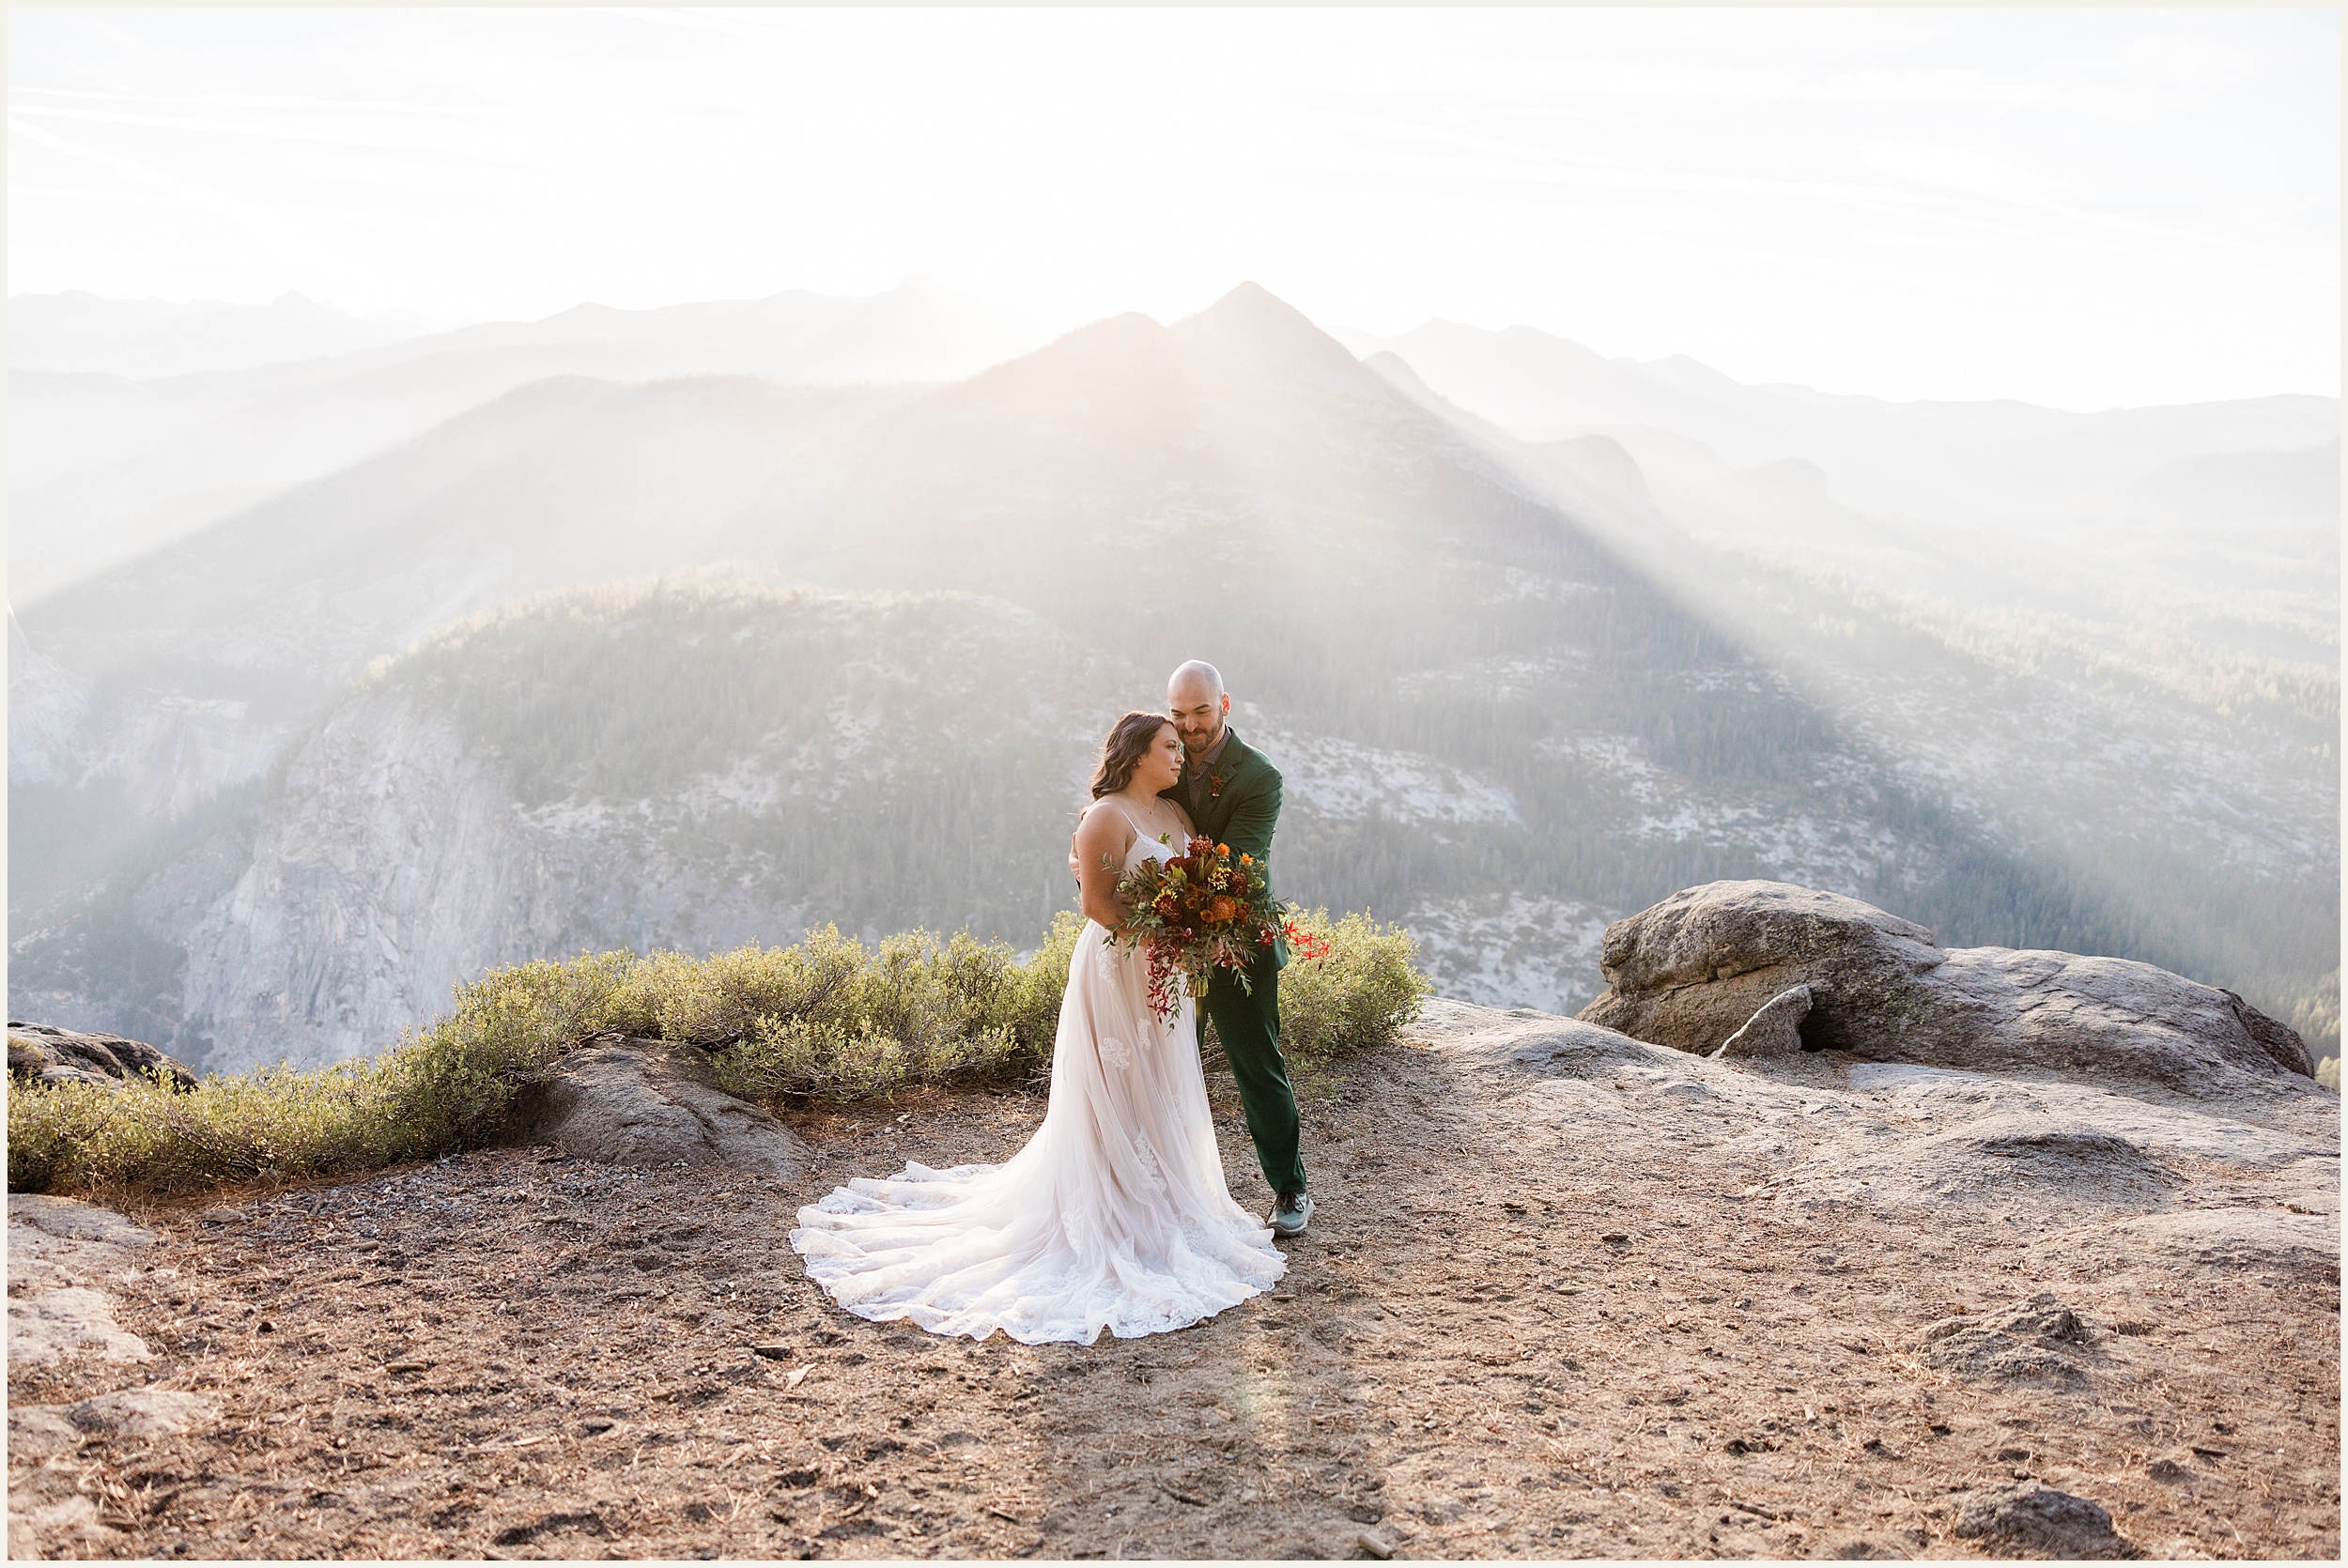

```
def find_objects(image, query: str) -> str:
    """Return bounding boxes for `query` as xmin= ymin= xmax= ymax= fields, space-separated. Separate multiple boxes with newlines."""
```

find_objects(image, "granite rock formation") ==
xmin=1581 ymin=881 xmax=2313 ymax=1092
xmin=515 ymin=1035 xmax=810 ymax=1179
xmin=7 ymin=1022 xmax=198 ymax=1091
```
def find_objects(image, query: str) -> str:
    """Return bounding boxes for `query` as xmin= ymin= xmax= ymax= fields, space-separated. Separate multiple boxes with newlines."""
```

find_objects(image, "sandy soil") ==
xmin=9 ymin=1006 xmax=2340 ymax=1560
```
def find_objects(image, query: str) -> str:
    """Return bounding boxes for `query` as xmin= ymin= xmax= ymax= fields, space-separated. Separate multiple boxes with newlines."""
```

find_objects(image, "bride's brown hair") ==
xmin=1090 ymin=711 xmax=1176 ymax=799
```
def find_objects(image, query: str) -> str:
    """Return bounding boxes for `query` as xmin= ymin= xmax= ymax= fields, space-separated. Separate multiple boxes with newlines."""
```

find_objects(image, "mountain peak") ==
xmin=1176 ymin=283 xmax=1383 ymax=400
xmin=1187 ymin=281 xmax=1322 ymax=344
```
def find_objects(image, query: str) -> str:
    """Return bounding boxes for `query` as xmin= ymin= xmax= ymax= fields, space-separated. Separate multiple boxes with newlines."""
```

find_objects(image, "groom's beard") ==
xmin=1179 ymin=723 xmax=1223 ymax=761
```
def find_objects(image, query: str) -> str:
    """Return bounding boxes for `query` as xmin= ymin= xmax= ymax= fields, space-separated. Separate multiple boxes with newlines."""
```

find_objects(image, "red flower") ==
xmin=1279 ymin=919 xmax=1334 ymax=962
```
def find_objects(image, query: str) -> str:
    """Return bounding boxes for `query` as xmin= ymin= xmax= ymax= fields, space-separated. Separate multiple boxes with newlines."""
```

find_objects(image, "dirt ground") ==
xmin=10 ymin=1009 xmax=2340 ymax=1560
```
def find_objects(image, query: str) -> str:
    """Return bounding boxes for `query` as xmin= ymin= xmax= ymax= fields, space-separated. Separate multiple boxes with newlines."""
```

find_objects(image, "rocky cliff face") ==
xmin=134 ymin=587 xmax=1132 ymax=1071
xmin=184 ymin=691 xmax=571 ymax=1070
xmin=178 ymin=690 xmax=815 ymax=1074
xmin=6 ymin=611 xmax=86 ymax=789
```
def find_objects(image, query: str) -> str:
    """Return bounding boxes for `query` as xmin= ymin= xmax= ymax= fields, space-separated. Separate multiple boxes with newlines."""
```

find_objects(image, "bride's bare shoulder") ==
xmin=1074 ymin=798 xmax=1135 ymax=851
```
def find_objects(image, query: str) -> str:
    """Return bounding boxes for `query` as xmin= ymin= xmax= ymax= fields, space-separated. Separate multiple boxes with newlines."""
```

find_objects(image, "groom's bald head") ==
xmin=1169 ymin=660 xmax=1223 ymax=703
xmin=1167 ymin=661 xmax=1229 ymax=757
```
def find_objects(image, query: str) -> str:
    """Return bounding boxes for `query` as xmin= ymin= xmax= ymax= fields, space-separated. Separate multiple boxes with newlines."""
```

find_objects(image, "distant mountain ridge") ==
xmin=1336 ymin=319 xmax=2337 ymax=841
xmin=8 ymin=276 xmax=1046 ymax=605
xmin=1332 ymin=318 xmax=2337 ymax=514
xmin=14 ymin=284 xmax=2057 ymax=1069
xmin=8 ymin=290 xmax=447 ymax=380
xmin=9 ymin=282 xmax=2336 ymax=1074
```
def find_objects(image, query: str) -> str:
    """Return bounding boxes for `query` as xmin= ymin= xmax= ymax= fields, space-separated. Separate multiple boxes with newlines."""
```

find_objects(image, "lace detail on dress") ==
xmin=1092 ymin=937 xmax=1124 ymax=982
xmin=1133 ymin=1134 xmax=1166 ymax=1194
xmin=1096 ymin=1034 xmax=1133 ymax=1070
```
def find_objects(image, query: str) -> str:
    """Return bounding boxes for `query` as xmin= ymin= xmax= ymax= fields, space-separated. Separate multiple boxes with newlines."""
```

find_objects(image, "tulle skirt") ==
xmin=790 ymin=920 xmax=1287 ymax=1344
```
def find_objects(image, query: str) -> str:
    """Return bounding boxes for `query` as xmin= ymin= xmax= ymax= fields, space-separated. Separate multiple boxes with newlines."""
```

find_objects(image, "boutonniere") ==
xmin=1209 ymin=774 xmax=1225 ymax=799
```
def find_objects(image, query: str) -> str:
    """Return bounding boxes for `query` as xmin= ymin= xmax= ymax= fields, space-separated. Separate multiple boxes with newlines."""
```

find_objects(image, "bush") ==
xmin=696 ymin=923 xmax=1074 ymax=1101
xmin=8 ymin=909 xmax=1429 ymax=1196
xmin=1274 ymin=910 xmax=1435 ymax=1077
xmin=8 ymin=1054 xmax=447 ymax=1197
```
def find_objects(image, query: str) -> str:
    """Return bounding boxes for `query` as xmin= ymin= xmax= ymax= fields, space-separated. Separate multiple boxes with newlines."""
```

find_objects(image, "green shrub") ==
xmin=8 ymin=1054 xmax=440 ymax=1197
xmin=697 ymin=925 xmax=1058 ymax=1101
xmin=8 ymin=907 xmax=1429 ymax=1196
xmin=1274 ymin=910 xmax=1435 ymax=1077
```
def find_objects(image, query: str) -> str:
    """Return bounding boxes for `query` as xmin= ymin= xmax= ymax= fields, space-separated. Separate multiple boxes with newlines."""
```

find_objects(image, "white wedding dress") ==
xmin=790 ymin=821 xmax=1288 ymax=1344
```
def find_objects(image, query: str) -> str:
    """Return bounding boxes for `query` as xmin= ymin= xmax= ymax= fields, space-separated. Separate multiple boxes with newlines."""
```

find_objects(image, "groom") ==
xmin=1160 ymin=661 xmax=1311 ymax=1240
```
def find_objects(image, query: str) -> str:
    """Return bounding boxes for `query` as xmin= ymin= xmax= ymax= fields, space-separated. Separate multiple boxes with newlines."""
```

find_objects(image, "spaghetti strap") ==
xmin=1090 ymin=798 xmax=1146 ymax=853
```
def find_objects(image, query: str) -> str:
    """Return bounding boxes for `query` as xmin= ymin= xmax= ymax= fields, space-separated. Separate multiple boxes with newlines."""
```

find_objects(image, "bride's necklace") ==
xmin=1120 ymin=793 xmax=1182 ymax=844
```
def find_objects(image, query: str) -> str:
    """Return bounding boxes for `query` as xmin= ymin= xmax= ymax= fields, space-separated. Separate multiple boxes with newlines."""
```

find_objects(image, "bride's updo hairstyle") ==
xmin=1090 ymin=711 xmax=1175 ymax=799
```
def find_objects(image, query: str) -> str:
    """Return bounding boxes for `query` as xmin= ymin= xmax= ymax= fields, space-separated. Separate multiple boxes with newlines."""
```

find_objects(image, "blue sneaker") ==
xmin=1267 ymin=1190 xmax=1313 ymax=1238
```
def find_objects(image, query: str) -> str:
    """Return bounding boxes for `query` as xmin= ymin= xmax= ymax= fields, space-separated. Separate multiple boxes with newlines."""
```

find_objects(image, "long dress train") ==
xmin=789 ymin=829 xmax=1287 ymax=1344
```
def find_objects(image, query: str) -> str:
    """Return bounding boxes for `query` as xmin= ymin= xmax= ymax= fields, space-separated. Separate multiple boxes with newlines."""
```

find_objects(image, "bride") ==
xmin=790 ymin=710 xmax=1288 ymax=1344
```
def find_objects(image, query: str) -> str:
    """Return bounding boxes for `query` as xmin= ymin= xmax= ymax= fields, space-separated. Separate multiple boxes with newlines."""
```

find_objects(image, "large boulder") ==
xmin=1582 ymin=883 xmax=1947 ymax=1053
xmin=1579 ymin=881 xmax=2312 ymax=1091
xmin=8 ymin=1022 xmax=198 ymax=1091
xmin=515 ymin=1035 xmax=809 ymax=1178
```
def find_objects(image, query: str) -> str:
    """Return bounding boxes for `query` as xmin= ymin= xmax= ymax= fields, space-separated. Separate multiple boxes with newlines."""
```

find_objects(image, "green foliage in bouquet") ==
xmin=8 ymin=908 xmax=1425 ymax=1196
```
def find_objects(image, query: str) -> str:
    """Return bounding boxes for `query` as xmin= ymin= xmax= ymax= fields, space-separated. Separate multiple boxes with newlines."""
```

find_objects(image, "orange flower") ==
xmin=1216 ymin=843 xmax=1229 ymax=855
xmin=1208 ymin=897 xmax=1239 ymax=923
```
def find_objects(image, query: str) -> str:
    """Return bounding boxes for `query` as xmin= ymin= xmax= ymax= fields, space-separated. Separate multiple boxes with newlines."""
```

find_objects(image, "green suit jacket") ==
xmin=1160 ymin=728 xmax=1288 ymax=970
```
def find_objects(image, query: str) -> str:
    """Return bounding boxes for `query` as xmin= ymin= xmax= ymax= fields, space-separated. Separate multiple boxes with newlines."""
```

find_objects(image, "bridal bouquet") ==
xmin=1115 ymin=838 xmax=1331 ymax=1022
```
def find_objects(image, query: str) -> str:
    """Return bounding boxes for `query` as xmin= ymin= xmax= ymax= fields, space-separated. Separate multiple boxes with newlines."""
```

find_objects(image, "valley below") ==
xmin=10 ymin=998 xmax=2338 ymax=1560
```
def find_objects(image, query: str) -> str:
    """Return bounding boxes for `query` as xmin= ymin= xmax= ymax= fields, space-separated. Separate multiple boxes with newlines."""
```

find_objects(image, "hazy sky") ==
xmin=8 ymin=7 xmax=2338 ymax=408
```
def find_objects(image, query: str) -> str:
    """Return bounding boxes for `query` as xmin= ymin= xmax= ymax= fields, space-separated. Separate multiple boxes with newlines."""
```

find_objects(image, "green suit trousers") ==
xmin=1199 ymin=945 xmax=1306 ymax=1197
